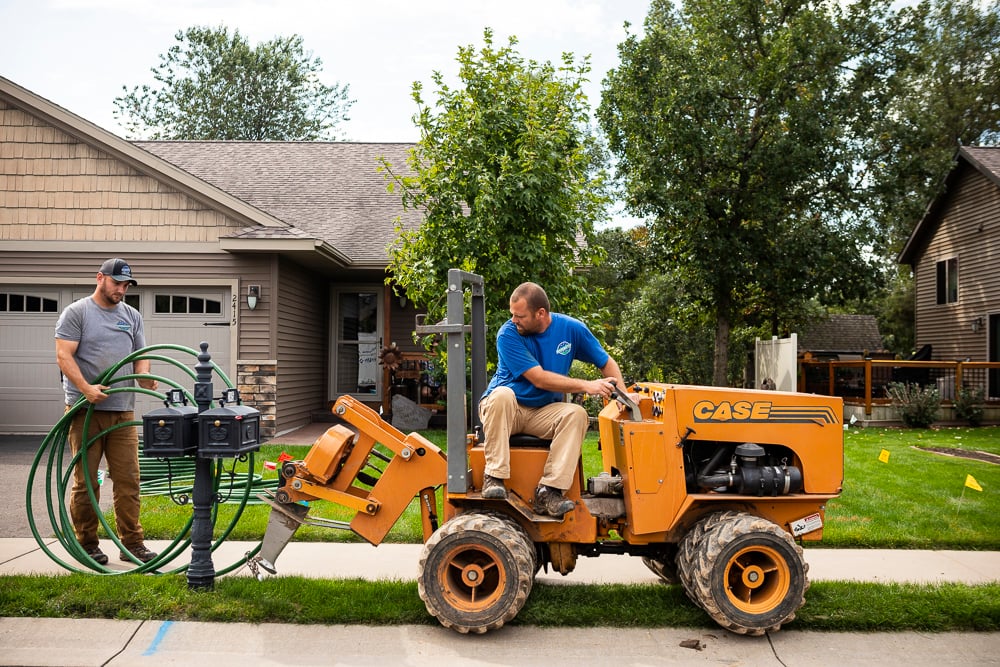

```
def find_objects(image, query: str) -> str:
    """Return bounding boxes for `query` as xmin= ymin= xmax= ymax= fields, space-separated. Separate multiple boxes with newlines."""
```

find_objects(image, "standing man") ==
xmin=479 ymin=281 xmax=626 ymax=518
xmin=55 ymin=258 xmax=158 ymax=565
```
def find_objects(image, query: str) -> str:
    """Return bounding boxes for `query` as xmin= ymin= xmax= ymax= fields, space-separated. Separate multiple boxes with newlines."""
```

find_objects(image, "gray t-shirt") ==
xmin=55 ymin=296 xmax=147 ymax=411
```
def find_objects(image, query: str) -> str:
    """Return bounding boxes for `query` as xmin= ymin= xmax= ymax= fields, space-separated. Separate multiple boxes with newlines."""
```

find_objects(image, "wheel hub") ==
xmin=461 ymin=563 xmax=486 ymax=588
xmin=742 ymin=564 xmax=765 ymax=588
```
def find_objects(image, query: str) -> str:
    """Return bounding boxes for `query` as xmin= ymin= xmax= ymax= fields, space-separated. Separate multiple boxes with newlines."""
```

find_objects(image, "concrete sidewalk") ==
xmin=2 ymin=538 xmax=999 ymax=666
xmin=2 ymin=618 xmax=997 ymax=667
xmin=2 ymin=537 xmax=1000 ymax=586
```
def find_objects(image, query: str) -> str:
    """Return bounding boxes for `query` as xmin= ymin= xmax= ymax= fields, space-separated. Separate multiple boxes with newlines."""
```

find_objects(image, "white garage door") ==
xmin=0 ymin=286 xmax=232 ymax=434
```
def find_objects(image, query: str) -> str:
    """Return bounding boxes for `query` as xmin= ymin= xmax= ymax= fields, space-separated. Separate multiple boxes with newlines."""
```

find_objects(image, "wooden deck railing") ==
xmin=799 ymin=359 xmax=1000 ymax=415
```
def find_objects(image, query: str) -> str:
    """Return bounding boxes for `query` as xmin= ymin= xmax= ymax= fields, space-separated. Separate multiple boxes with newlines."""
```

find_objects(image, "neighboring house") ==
xmin=898 ymin=145 xmax=1000 ymax=398
xmin=797 ymin=314 xmax=886 ymax=362
xmin=0 ymin=75 xmax=425 ymax=436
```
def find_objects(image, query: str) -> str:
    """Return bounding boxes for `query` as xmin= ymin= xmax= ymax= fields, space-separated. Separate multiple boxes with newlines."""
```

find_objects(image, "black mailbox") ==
xmin=197 ymin=404 xmax=261 ymax=458
xmin=142 ymin=403 xmax=198 ymax=457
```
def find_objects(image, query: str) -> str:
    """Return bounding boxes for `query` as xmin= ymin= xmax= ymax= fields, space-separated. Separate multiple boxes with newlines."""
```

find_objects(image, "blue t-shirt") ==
xmin=483 ymin=313 xmax=610 ymax=408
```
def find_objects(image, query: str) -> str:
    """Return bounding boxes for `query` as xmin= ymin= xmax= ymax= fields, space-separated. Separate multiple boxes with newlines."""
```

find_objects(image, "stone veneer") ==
xmin=237 ymin=361 xmax=277 ymax=440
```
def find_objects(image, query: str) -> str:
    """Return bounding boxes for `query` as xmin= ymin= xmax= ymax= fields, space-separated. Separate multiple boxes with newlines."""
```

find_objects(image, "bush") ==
xmin=954 ymin=386 xmax=986 ymax=427
xmin=886 ymin=381 xmax=940 ymax=428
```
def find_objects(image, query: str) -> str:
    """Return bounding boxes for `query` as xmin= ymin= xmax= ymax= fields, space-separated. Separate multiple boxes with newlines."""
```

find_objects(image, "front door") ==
xmin=330 ymin=289 xmax=382 ymax=403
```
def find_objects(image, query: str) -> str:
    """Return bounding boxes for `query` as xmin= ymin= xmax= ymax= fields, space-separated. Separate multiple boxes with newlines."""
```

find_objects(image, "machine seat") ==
xmin=508 ymin=433 xmax=552 ymax=448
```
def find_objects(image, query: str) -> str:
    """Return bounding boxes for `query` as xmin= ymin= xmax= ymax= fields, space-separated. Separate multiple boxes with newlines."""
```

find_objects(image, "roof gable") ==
xmin=0 ymin=75 xmax=287 ymax=231
xmin=898 ymin=145 xmax=1000 ymax=266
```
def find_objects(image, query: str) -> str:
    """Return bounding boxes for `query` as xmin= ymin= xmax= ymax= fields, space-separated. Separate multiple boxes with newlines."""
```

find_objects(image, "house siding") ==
xmin=0 ymin=101 xmax=238 ymax=242
xmin=273 ymin=257 xmax=330 ymax=430
xmin=914 ymin=165 xmax=1000 ymax=361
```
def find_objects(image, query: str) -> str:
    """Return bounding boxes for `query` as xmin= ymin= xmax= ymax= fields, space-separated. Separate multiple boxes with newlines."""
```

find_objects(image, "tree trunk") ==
xmin=713 ymin=312 xmax=730 ymax=387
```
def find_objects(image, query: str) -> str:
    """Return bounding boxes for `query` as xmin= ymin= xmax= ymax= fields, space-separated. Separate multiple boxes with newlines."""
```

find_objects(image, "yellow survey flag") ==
xmin=965 ymin=474 xmax=983 ymax=492
xmin=878 ymin=449 xmax=890 ymax=463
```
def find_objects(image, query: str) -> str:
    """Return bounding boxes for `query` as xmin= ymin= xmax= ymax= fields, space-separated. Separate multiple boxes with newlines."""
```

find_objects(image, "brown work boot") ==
xmin=120 ymin=544 xmax=158 ymax=563
xmin=85 ymin=545 xmax=109 ymax=565
xmin=482 ymin=474 xmax=507 ymax=499
xmin=533 ymin=485 xmax=575 ymax=518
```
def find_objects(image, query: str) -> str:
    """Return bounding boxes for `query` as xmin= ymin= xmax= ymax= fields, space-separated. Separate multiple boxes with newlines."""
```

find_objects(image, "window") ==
xmin=936 ymin=258 xmax=958 ymax=304
xmin=154 ymin=293 xmax=222 ymax=314
xmin=0 ymin=292 xmax=58 ymax=313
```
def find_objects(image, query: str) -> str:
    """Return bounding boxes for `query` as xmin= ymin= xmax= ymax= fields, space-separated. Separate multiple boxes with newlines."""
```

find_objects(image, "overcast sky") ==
xmin=1 ymin=0 xmax=650 ymax=143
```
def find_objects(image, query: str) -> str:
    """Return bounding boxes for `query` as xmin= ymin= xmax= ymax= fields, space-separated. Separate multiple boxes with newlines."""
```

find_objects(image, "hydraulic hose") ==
xmin=25 ymin=343 xmax=262 ymax=575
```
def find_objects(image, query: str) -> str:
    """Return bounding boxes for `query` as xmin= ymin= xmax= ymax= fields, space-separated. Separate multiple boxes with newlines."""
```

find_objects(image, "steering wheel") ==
xmin=608 ymin=380 xmax=642 ymax=422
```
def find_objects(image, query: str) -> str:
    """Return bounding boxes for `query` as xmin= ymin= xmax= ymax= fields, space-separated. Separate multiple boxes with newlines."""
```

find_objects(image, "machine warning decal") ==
xmin=790 ymin=512 xmax=824 ymax=537
xmin=693 ymin=400 xmax=839 ymax=425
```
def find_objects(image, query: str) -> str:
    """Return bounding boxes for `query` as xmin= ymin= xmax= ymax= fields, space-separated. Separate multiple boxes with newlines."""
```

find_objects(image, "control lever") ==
xmin=608 ymin=380 xmax=642 ymax=422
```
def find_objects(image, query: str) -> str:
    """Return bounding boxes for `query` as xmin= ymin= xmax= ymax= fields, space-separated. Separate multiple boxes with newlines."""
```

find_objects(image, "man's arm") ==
xmin=598 ymin=357 xmax=626 ymax=389
xmin=133 ymin=357 xmax=158 ymax=391
xmin=55 ymin=338 xmax=108 ymax=404
xmin=521 ymin=356 xmax=625 ymax=400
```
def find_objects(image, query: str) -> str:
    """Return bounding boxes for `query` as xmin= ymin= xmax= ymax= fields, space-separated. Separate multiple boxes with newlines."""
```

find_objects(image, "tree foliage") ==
xmin=382 ymin=30 xmax=610 ymax=352
xmin=599 ymin=0 xmax=893 ymax=385
xmin=862 ymin=0 xmax=1000 ymax=254
xmin=114 ymin=26 xmax=353 ymax=140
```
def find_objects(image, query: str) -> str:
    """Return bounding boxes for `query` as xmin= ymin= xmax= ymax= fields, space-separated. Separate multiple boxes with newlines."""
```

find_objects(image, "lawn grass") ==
xmin=1 ymin=574 xmax=997 ymax=632
xmin=825 ymin=426 xmax=1000 ymax=549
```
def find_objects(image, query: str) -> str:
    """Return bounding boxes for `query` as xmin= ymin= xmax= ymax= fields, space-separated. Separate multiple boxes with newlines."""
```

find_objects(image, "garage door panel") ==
xmin=133 ymin=289 xmax=232 ymax=421
xmin=0 ymin=289 xmax=63 ymax=433
xmin=1 ymin=286 xmax=231 ymax=434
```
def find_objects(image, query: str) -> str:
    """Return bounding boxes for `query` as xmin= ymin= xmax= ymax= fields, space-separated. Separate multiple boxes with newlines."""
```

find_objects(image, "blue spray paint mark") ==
xmin=143 ymin=620 xmax=173 ymax=655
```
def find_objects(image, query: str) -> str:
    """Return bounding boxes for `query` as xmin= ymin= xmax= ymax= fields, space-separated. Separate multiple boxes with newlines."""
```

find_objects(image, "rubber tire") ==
xmin=417 ymin=512 xmax=535 ymax=634
xmin=676 ymin=510 xmax=809 ymax=635
xmin=641 ymin=550 xmax=679 ymax=585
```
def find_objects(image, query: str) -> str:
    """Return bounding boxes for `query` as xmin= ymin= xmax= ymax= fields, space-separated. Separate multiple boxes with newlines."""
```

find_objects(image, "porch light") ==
xmin=247 ymin=285 xmax=260 ymax=311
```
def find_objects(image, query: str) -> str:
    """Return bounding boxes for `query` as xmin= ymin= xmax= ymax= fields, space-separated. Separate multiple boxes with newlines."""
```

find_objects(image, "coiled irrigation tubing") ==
xmin=25 ymin=343 xmax=266 ymax=575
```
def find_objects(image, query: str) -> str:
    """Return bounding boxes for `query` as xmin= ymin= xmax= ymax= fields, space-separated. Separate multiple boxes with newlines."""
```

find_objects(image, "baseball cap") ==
xmin=99 ymin=258 xmax=138 ymax=286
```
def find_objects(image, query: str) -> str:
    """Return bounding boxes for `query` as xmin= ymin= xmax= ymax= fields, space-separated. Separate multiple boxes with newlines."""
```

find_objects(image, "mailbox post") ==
xmin=187 ymin=342 xmax=218 ymax=590
xmin=141 ymin=341 xmax=260 ymax=590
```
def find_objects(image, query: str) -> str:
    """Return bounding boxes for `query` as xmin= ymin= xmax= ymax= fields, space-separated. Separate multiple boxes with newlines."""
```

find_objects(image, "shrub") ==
xmin=886 ymin=381 xmax=940 ymax=428
xmin=954 ymin=386 xmax=986 ymax=427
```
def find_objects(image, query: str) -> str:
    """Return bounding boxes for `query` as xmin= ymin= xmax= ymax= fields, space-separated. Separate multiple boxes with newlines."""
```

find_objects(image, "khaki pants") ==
xmin=66 ymin=408 xmax=145 ymax=550
xmin=479 ymin=386 xmax=589 ymax=490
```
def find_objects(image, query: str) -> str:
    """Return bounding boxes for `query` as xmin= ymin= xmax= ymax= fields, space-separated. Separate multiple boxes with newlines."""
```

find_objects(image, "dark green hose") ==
xmin=25 ymin=343 xmax=262 ymax=575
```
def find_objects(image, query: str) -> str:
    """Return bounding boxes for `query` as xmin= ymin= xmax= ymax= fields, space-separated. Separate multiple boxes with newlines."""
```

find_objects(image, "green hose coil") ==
xmin=25 ymin=343 xmax=263 ymax=575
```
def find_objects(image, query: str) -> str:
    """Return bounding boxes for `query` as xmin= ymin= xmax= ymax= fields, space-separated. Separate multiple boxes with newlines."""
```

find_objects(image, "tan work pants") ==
xmin=67 ymin=408 xmax=145 ymax=550
xmin=479 ymin=386 xmax=589 ymax=490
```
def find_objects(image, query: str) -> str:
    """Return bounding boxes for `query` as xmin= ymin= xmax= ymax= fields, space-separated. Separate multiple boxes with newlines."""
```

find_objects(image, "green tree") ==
xmin=585 ymin=225 xmax=652 ymax=345
xmin=873 ymin=269 xmax=916 ymax=357
xmin=114 ymin=26 xmax=353 ymax=140
xmin=615 ymin=273 xmax=716 ymax=384
xmin=864 ymin=0 xmax=1000 ymax=254
xmin=382 ymin=30 xmax=610 ymax=351
xmin=599 ymin=0 xmax=888 ymax=385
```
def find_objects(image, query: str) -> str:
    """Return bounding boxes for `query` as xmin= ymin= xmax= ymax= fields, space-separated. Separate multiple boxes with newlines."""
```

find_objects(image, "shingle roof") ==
xmin=963 ymin=146 xmax=1000 ymax=184
xmin=798 ymin=314 xmax=883 ymax=354
xmin=134 ymin=141 xmax=421 ymax=266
